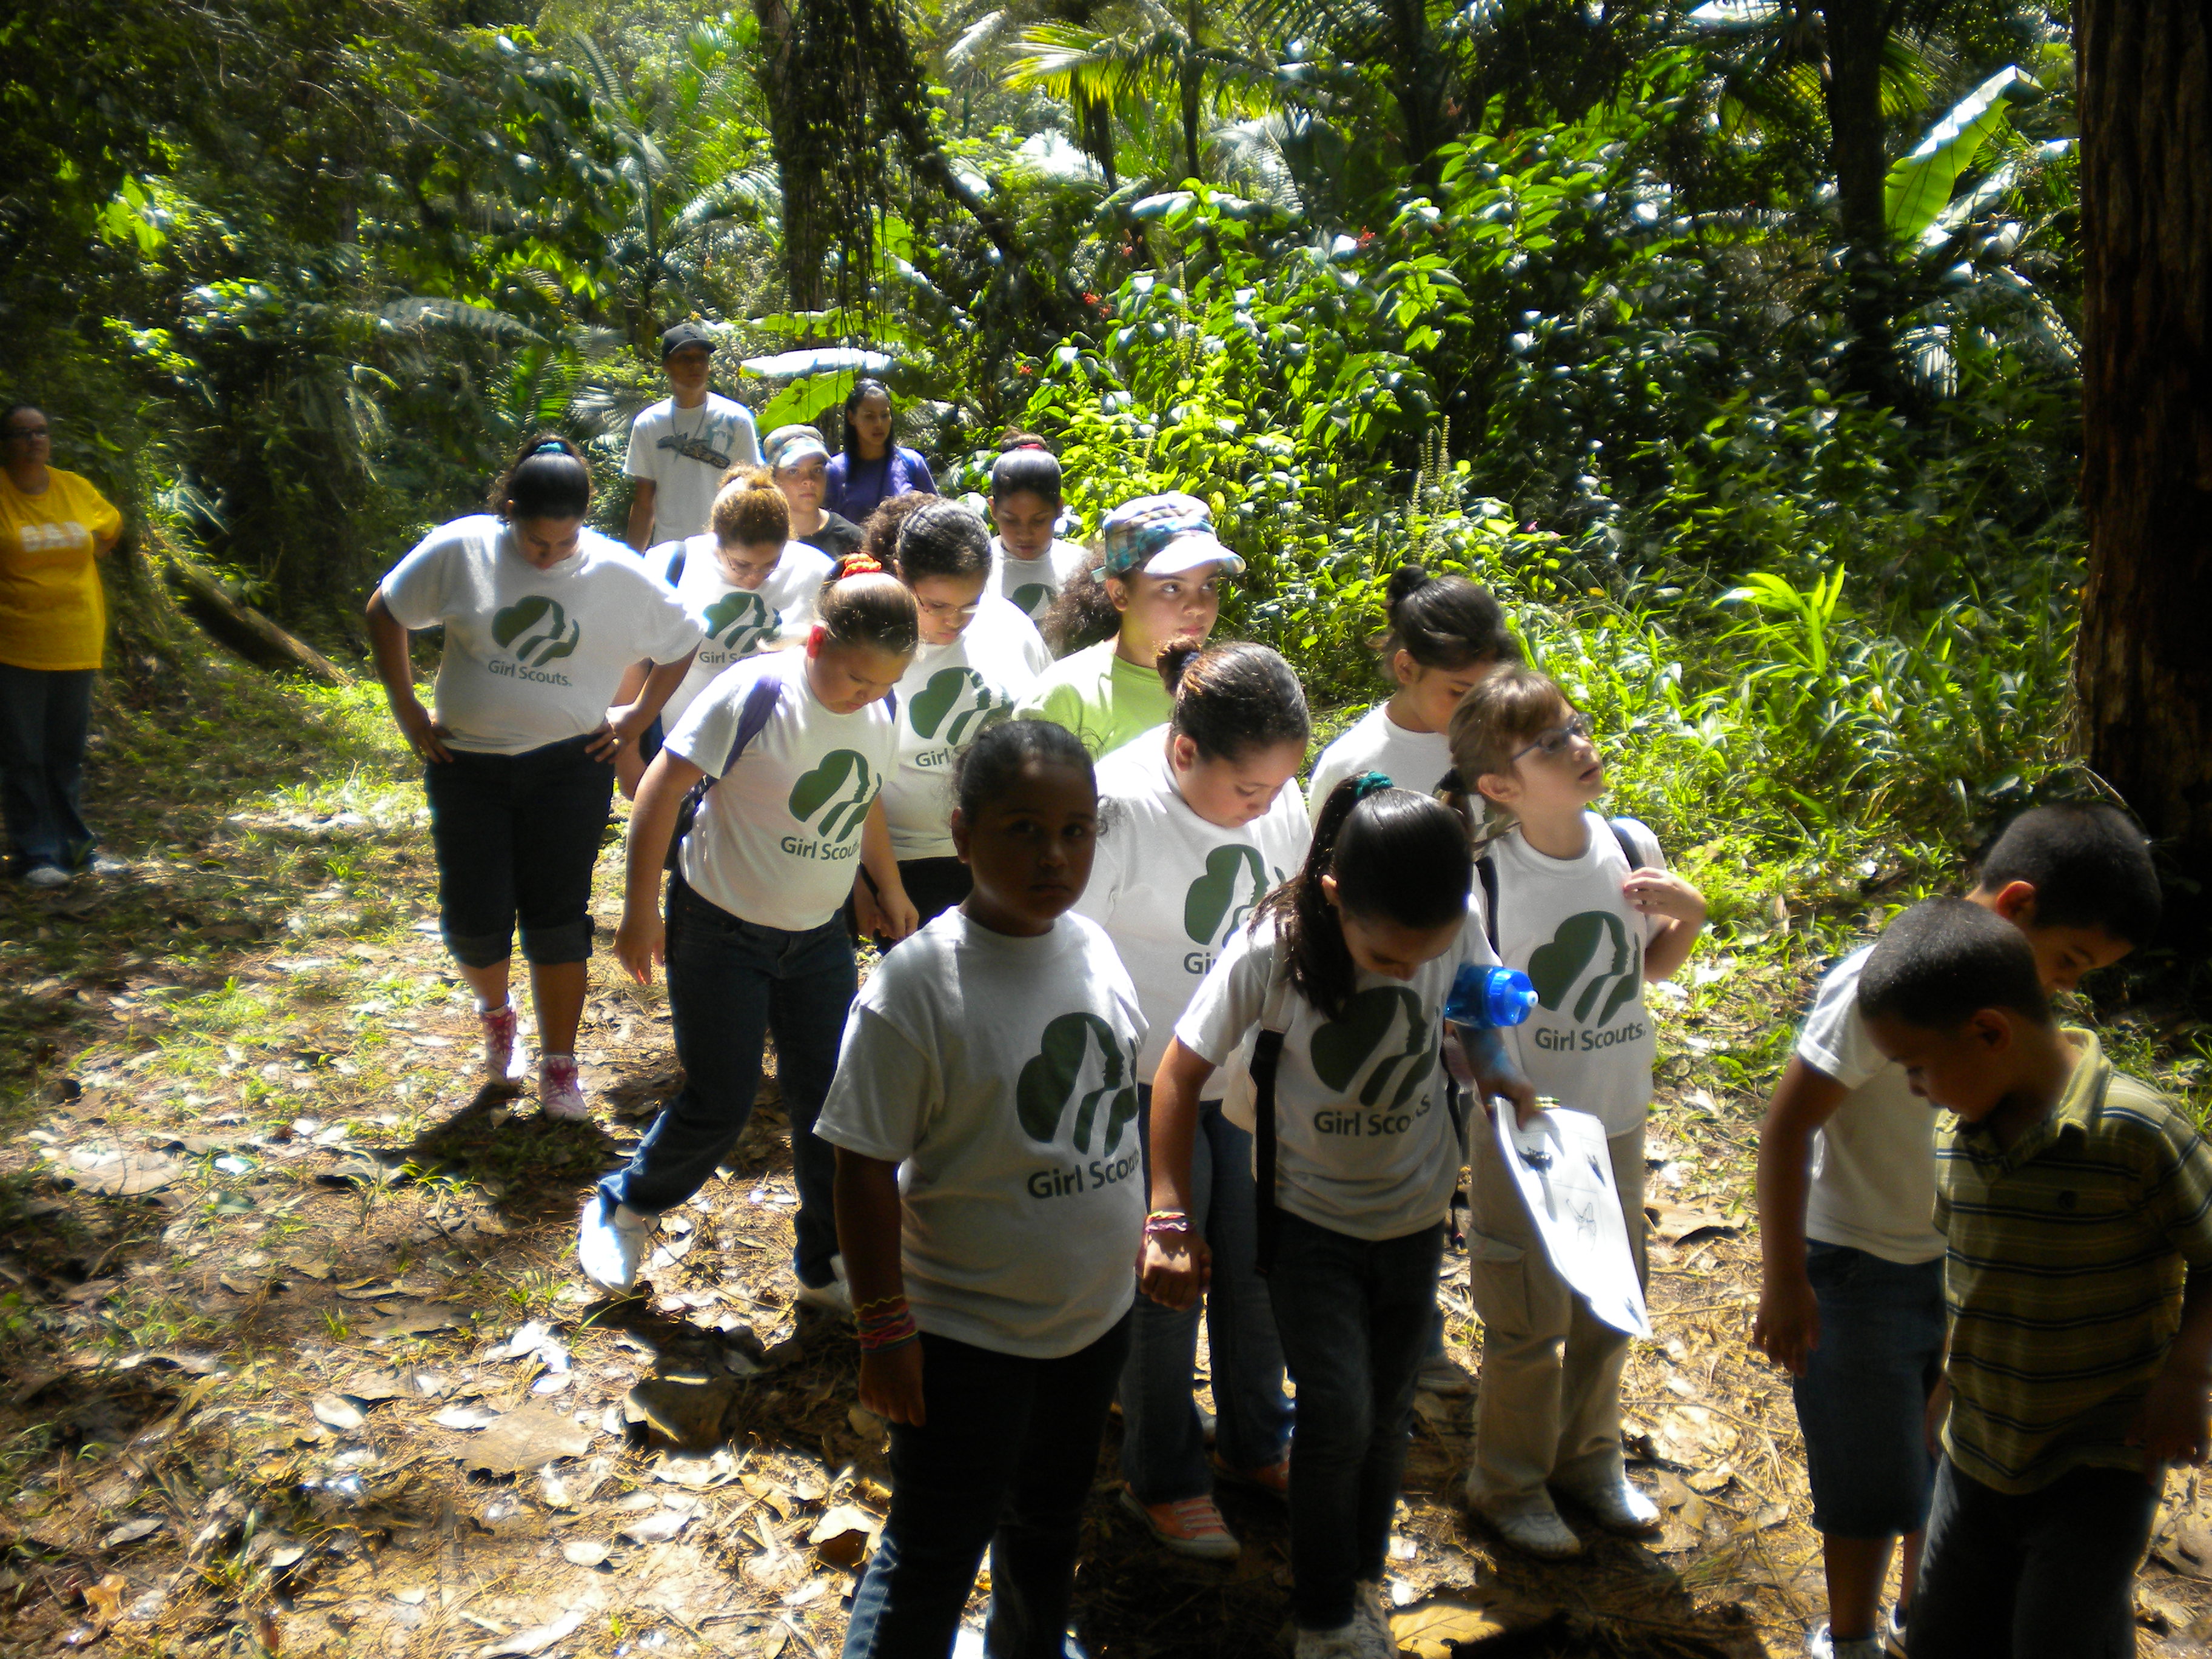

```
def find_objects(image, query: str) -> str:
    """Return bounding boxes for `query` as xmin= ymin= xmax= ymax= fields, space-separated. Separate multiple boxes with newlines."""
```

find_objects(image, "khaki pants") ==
xmin=1465 ymin=1118 xmax=1647 ymax=1513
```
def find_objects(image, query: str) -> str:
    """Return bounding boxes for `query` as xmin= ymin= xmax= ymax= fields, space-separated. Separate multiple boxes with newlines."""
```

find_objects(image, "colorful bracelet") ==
xmin=856 ymin=1296 xmax=920 ymax=1353
xmin=851 ymin=1293 xmax=907 ymax=1319
xmin=1144 ymin=1211 xmax=1193 ymax=1240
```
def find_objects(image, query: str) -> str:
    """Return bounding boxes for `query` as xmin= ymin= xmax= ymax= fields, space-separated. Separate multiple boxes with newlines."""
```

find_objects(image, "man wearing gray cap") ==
xmin=625 ymin=323 xmax=762 ymax=550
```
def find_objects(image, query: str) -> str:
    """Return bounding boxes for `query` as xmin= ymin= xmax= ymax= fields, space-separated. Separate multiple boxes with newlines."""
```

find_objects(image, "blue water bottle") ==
xmin=1444 ymin=962 xmax=1537 ymax=1029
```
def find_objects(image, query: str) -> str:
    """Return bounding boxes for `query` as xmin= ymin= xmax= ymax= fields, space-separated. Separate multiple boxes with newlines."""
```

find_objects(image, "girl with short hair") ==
xmin=987 ymin=435 xmax=1087 ymax=625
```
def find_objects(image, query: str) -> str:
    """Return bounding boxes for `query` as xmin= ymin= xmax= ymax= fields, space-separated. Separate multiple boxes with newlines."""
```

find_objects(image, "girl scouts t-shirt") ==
xmin=0 ymin=469 xmax=123 ymax=672
xmin=1486 ymin=813 xmax=1666 ymax=1135
xmin=659 ymin=537 xmax=833 ymax=725
xmin=1078 ymin=728 xmax=1310 ymax=1090
xmin=884 ymin=596 xmax=1050 ymax=860
xmin=380 ymin=515 xmax=700 ymax=755
xmin=1309 ymin=705 xmax=1452 ymax=822
xmin=1177 ymin=908 xmax=1502 ymax=1241
xmin=666 ymin=650 xmax=897 ymax=932
xmin=816 ymin=908 xmax=1147 ymax=1358
xmin=1015 ymin=639 xmax=1175 ymax=760
xmin=991 ymin=535 xmax=1090 ymax=625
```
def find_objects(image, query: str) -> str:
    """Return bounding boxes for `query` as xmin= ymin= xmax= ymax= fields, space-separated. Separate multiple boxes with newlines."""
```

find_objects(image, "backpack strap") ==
xmin=1249 ymin=956 xmax=1299 ymax=1278
xmin=1476 ymin=852 xmax=1500 ymax=954
xmin=1610 ymin=816 xmax=1640 ymax=871
xmin=649 ymin=538 xmax=689 ymax=587
xmin=665 ymin=666 xmax=787 ymax=874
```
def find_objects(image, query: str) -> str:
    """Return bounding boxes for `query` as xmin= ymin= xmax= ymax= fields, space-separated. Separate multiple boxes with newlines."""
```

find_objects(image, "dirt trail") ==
xmin=4 ymin=693 xmax=2211 ymax=1658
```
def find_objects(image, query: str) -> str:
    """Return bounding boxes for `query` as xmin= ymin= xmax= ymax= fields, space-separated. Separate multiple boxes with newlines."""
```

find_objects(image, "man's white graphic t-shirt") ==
xmin=625 ymin=394 xmax=763 ymax=542
xmin=991 ymin=536 xmax=1091 ymax=626
xmin=1797 ymin=946 xmax=1946 ymax=1264
xmin=666 ymin=651 xmax=896 ymax=931
xmin=1309 ymin=705 xmax=1453 ymax=821
xmin=816 ymin=909 xmax=1147 ymax=1358
xmin=1485 ymin=814 xmax=1667 ymax=1135
xmin=658 ymin=537 xmax=833 ymax=725
xmin=884 ymin=597 xmax=1050 ymax=860
xmin=1177 ymin=907 xmax=1501 ymax=1241
xmin=380 ymin=515 xmax=700 ymax=756
xmin=1078 ymin=729 xmax=1309 ymax=1090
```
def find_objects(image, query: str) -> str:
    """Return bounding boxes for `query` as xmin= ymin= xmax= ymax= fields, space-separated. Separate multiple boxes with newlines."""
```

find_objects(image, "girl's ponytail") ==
xmin=1254 ymin=774 xmax=1474 ymax=1019
xmin=709 ymin=468 xmax=789 ymax=545
xmin=817 ymin=556 xmax=920 ymax=655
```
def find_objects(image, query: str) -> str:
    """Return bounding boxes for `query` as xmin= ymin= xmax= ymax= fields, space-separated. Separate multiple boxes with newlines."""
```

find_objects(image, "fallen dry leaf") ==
xmin=626 ymin=1378 xmax=737 ymax=1451
xmin=62 ymin=1147 xmax=179 ymax=1196
xmin=809 ymin=1504 xmax=880 ymax=1570
xmin=620 ymin=1509 xmax=691 ymax=1544
xmin=310 ymin=1394 xmax=366 ymax=1433
xmin=561 ymin=1540 xmax=610 ymax=1567
xmin=81 ymin=1573 xmax=130 ymax=1627
xmin=1387 ymin=1591 xmax=1552 ymax=1658
xmin=478 ymin=1609 xmax=583 ymax=1657
xmin=458 ymin=1404 xmax=595 ymax=1476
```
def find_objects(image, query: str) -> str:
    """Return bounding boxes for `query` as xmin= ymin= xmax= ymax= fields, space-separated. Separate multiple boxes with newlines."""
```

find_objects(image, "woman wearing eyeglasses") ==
xmin=0 ymin=405 xmax=123 ymax=890
xmin=868 ymin=498 xmax=1049 ymax=936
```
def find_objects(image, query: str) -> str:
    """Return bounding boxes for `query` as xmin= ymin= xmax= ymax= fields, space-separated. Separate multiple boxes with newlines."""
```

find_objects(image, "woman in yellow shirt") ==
xmin=0 ymin=405 xmax=122 ymax=888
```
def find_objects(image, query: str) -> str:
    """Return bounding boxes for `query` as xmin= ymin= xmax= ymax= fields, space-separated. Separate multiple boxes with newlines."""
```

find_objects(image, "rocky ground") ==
xmin=3 ymin=672 xmax=2210 ymax=1659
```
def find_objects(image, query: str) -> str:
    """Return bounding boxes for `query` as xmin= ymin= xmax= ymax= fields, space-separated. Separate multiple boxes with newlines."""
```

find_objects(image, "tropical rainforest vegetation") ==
xmin=0 ymin=0 xmax=2193 ymax=904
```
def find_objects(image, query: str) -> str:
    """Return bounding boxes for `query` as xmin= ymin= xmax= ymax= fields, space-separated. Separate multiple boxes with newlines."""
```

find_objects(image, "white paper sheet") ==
xmin=1495 ymin=1103 xmax=1650 ymax=1338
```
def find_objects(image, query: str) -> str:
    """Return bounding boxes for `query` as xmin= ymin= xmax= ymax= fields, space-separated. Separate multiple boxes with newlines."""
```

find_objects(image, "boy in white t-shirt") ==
xmin=625 ymin=323 xmax=762 ymax=548
xmin=1444 ymin=665 xmax=1706 ymax=1561
xmin=1751 ymin=805 xmax=2158 ymax=1659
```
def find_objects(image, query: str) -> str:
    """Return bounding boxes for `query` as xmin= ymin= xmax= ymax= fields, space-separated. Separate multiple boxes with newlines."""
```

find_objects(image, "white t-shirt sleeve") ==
xmin=816 ymin=1005 xmax=940 ymax=1164
xmin=1796 ymin=950 xmax=1887 ymax=1090
xmin=633 ymin=568 xmax=706 ymax=665
xmin=624 ymin=406 xmax=660 ymax=483
xmin=666 ymin=660 xmax=772 ymax=779
xmin=378 ymin=525 xmax=463 ymax=631
xmin=1175 ymin=933 xmax=1268 ymax=1068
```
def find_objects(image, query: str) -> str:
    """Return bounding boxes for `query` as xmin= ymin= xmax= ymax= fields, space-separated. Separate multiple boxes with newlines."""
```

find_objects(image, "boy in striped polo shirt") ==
xmin=1859 ymin=897 xmax=2212 ymax=1658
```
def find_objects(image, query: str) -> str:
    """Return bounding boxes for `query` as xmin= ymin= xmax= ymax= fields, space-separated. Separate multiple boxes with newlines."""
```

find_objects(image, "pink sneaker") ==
xmin=479 ymin=1003 xmax=518 ymax=1082
xmin=538 ymin=1052 xmax=588 ymax=1121
xmin=1212 ymin=1452 xmax=1290 ymax=1500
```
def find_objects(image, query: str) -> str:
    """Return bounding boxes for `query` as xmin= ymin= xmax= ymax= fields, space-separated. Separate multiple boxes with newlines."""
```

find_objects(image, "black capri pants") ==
xmin=423 ymin=734 xmax=614 ymax=968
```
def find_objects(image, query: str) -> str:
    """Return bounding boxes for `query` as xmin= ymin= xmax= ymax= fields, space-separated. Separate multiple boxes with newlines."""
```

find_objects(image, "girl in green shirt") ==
xmin=1016 ymin=491 xmax=1239 ymax=759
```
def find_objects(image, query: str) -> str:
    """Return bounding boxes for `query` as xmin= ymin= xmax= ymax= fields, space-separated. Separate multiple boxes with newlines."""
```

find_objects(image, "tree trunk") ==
xmin=1815 ymin=0 xmax=1902 ymax=398
xmin=163 ymin=557 xmax=350 ymax=687
xmin=2073 ymin=0 xmax=2212 ymax=868
xmin=753 ymin=0 xmax=828 ymax=312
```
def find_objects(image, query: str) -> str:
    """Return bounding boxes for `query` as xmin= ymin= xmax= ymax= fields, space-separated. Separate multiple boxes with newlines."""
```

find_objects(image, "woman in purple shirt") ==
xmin=823 ymin=379 xmax=936 ymax=523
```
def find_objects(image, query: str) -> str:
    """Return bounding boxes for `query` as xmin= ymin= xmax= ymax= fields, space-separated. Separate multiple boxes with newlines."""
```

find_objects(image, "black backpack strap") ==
xmin=1251 ymin=1027 xmax=1288 ymax=1278
xmin=661 ymin=540 xmax=688 ymax=586
xmin=1476 ymin=852 xmax=1500 ymax=954
xmin=1610 ymin=816 xmax=1642 ymax=871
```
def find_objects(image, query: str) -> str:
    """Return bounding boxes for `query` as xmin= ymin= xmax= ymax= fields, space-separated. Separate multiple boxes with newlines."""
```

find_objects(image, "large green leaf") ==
xmin=1884 ymin=67 xmax=2029 ymax=246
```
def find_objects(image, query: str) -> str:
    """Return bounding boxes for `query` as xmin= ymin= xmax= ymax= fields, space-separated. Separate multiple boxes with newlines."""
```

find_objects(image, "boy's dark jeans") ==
xmin=841 ymin=1313 xmax=1131 ymax=1659
xmin=1910 ymin=1455 xmax=2159 ymax=1657
xmin=0 ymin=664 xmax=95 ymax=872
xmin=1268 ymin=1210 xmax=1443 ymax=1632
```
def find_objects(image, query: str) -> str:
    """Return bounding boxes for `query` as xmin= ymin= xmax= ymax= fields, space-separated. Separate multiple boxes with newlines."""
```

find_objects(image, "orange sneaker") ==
xmin=1211 ymin=1452 xmax=1290 ymax=1500
xmin=1118 ymin=1489 xmax=1240 ymax=1561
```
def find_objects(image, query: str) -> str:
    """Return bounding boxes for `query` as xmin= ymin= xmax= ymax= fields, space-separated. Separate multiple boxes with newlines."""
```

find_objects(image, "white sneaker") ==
xmin=1478 ymin=1500 xmax=1583 ymax=1560
xmin=1551 ymin=1468 xmax=1662 ymax=1535
xmin=479 ymin=1003 xmax=518 ymax=1082
xmin=1805 ymin=1624 xmax=1885 ymax=1659
xmin=22 ymin=865 xmax=70 ymax=890
xmin=794 ymin=1256 xmax=853 ymax=1317
xmin=1352 ymin=1579 xmax=1396 ymax=1658
xmin=1293 ymin=1621 xmax=1368 ymax=1659
xmin=577 ymin=1195 xmax=654 ymax=1291
xmin=538 ymin=1052 xmax=588 ymax=1119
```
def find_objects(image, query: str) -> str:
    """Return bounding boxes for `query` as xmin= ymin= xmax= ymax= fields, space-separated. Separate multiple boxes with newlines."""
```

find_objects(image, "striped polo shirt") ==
xmin=1934 ymin=1030 xmax=2212 ymax=1494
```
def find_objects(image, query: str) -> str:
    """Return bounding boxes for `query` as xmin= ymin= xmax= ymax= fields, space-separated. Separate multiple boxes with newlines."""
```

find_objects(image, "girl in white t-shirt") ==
xmin=1308 ymin=565 xmax=1518 ymax=817
xmin=866 ymin=498 xmax=1050 ymax=930
xmin=817 ymin=718 xmax=1144 ymax=1659
xmin=1076 ymin=640 xmax=1309 ymax=1562
xmin=615 ymin=469 xmax=832 ymax=796
xmin=366 ymin=435 xmax=701 ymax=1121
xmin=576 ymin=560 xmax=921 ymax=1307
xmin=987 ymin=437 xmax=1088 ymax=625
xmin=1442 ymin=663 xmax=1706 ymax=1560
xmin=1145 ymin=778 xmax=1533 ymax=1659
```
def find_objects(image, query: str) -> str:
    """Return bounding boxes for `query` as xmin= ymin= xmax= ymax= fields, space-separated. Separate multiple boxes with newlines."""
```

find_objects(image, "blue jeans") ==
xmin=1268 ymin=1211 xmax=1443 ymax=1631
xmin=1793 ymin=1242 xmax=1946 ymax=1537
xmin=597 ymin=879 xmax=853 ymax=1287
xmin=422 ymin=734 xmax=613 ymax=967
xmin=843 ymin=1314 xmax=1131 ymax=1659
xmin=1910 ymin=1456 xmax=2159 ymax=1657
xmin=0 ymin=664 xmax=95 ymax=873
xmin=1122 ymin=1093 xmax=1291 ymax=1503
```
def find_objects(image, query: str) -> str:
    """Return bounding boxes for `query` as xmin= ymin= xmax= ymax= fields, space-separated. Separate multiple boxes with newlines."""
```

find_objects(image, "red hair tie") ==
xmin=837 ymin=554 xmax=885 ymax=578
